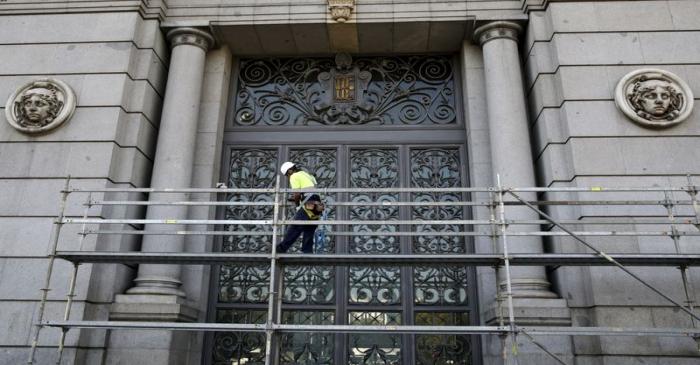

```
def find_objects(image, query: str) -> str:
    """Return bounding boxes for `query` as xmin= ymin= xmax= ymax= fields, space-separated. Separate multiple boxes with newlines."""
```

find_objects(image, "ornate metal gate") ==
xmin=207 ymin=55 xmax=478 ymax=364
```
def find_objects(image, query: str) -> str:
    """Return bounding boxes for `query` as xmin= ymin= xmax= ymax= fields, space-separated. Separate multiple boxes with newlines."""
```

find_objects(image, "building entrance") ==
xmin=207 ymin=55 xmax=478 ymax=364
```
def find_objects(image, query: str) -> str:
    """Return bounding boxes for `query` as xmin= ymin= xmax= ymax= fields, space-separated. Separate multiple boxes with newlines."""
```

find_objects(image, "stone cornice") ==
xmin=473 ymin=21 xmax=522 ymax=46
xmin=0 ymin=1 xmax=167 ymax=21
xmin=166 ymin=27 xmax=214 ymax=51
xmin=0 ymin=1 xmax=528 ymax=26
xmin=521 ymin=0 xmax=549 ymax=13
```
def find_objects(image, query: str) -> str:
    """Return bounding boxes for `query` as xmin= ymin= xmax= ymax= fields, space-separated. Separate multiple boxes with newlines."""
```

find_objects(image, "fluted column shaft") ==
xmin=475 ymin=21 xmax=556 ymax=298
xmin=127 ymin=27 xmax=214 ymax=297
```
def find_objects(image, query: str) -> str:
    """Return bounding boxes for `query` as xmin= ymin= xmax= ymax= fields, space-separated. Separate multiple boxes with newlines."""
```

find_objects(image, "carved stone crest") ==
xmin=614 ymin=69 xmax=694 ymax=128
xmin=328 ymin=0 xmax=355 ymax=22
xmin=317 ymin=53 xmax=372 ymax=124
xmin=5 ymin=78 xmax=76 ymax=134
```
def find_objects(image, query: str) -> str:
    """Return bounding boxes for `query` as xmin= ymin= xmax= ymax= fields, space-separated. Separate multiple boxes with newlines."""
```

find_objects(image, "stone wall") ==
xmin=526 ymin=1 xmax=700 ymax=362
xmin=0 ymin=11 xmax=166 ymax=364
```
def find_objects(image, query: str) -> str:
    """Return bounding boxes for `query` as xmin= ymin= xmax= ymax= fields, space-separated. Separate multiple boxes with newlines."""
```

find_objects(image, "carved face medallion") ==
xmin=23 ymin=93 xmax=53 ymax=124
xmin=614 ymin=69 xmax=694 ymax=128
xmin=5 ymin=79 xmax=76 ymax=134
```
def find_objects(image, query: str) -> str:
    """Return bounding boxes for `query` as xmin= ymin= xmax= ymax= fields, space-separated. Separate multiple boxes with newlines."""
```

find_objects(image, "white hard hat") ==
xmin=280 ymin=161 xmax=296 ymax=175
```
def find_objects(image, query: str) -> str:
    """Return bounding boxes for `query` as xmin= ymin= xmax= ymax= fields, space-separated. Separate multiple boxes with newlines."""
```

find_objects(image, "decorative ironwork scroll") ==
xmin=349 ymin=148 xmax=400 ymax=254
xmin=415 ymin=312 xmax=471 ymax=365
xmin=214 ymin=144 xmax=475 ymax=363
xmin=349 ymin=148 xmax=401 ymax=305
xmin=349 ymin=266 xmax=401 ymax=305
xmin=234 ymin=55 xmax=457 ymax=126
xmin=213 ymin=310 xmax=267 ymax=365
xmin=280 ymin=311 xmax=335 ymax=364
xmin=414 ymin=266 xmax=468 ymax=306
xmin=224 ymin=148 xmax=277 ymax=253
xmin=283 ymin=148 xmax=337 ymax=305
xmin=286 ymin=148 xmax=337 ymax=253
xmin=410 ymin=148 xmax=468 ymax=306
xmin=410 ymin=148 xmax=465 ymax=254
xmin=349 ymin=312 xmax=402 ymax=365
xmin=220 ymin=148 xmax=278 ymax=304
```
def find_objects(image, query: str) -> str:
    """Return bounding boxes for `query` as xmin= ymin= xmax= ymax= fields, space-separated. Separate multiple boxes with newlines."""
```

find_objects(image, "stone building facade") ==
xmin=0 ymin=0 xmax=699 ymax=364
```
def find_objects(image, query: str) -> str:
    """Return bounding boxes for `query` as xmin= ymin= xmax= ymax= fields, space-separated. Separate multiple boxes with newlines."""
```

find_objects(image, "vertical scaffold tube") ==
xmin=28 ymin=176 xmax=71 ymax=364
xmin=265 ymin=175 xmax=282 ymax=365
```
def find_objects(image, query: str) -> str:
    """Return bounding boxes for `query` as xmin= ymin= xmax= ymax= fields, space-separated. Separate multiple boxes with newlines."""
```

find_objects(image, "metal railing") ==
xmin=27 ymin=175 xmax=700 ymax=364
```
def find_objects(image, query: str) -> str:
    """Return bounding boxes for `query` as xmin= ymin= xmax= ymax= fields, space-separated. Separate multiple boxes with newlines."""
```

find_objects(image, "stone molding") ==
xmin=4 ymin=78 xmax=76 ymax=135
xmin=328 ymin=0 xmax=355 ymax=23
xmin=614 ymin=68 xmax=694 ymax=129
xmin=167 ymin=27 xmax=214 ymax=51
xmin=473 ymin=21 xmax=522 ymax=46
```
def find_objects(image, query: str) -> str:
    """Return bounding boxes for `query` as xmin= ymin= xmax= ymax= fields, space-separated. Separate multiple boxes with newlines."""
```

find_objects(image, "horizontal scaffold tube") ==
xmin=61 ymin=218 xmax=700 ymax=226
xmin=63 ymin=186 xmax=699 ymax=194
xmin=81 ymin=229 xmax=700 ymax=237
xmin=41 ymin=321 xmax=700 ymax=337
xmin=53 ymin=252 xmax=700 ymax=267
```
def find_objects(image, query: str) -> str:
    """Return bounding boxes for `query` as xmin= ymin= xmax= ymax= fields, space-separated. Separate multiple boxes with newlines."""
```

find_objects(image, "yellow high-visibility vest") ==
xmin=289 ymin=170 xmax=316 ymax=189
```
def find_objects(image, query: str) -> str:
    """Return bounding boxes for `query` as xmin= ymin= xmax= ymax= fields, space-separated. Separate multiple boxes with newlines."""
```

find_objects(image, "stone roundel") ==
xmin=614 ymin=68 xmax=694 ymax=129
xmin=5 ymin=78 xmax=77 ymax=134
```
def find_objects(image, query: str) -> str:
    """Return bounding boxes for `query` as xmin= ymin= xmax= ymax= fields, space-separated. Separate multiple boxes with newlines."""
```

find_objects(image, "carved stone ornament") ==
xmin=473 ymin=21 xmax=522 ymax=46
xmin=4 ymin=78 xmax=76 ymax=134
xmin=328 ymin=0 xmax=355 ymax=22
xmin=167 ymin=27 xmax=214 ymax=52
xmin=614 ymin=69 xmax=694 ymax=128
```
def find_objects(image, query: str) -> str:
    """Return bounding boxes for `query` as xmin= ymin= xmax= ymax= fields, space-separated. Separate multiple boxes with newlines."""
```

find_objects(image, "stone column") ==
xmin=111 ymin=27 xmax=213 ymax=321
xmin=474 ymin=21 xmax=556 ymax=300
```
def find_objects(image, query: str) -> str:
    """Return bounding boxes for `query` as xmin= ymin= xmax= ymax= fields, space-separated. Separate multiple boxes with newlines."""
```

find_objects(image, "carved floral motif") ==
xmin=5 ymin=78 xmax=76 ymax=134
xmin=615 ymin=69 xmax=694 ymax=128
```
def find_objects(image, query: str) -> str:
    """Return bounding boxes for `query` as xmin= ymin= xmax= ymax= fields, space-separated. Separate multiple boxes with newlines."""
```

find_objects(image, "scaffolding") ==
xmin=27 ymin=176 xmax=700 ymax=364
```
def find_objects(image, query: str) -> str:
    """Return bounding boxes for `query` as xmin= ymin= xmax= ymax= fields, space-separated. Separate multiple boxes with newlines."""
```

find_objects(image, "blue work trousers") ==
xmin=277 ymin=208 xmax=318 ymax=253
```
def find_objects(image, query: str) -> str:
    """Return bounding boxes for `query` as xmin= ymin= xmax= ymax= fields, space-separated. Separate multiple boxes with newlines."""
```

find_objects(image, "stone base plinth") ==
xmin=485 ymin=297 xmax=572 ymax=326
xmin=483 ymin=298 xmax=574 ymax=364
xmin=110 ymin=294 xmax=198 ymax=322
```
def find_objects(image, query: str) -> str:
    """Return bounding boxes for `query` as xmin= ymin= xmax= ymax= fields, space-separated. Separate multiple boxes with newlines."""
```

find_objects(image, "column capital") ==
xmin=473 ymin=21 xmax=522 ymax=46
xmin=166 ymin=27 xmax=215 ymax=51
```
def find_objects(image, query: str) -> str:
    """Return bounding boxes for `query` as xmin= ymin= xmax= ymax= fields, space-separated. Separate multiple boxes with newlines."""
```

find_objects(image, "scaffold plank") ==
xmin=42 ymin=321 xmax=700 ymax=337
xmin=53 ymin=252 xmax=700 ymax=266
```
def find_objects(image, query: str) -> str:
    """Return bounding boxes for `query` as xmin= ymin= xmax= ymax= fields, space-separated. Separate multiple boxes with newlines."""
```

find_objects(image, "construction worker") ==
xmin=276 ymin=162 xmax=324 ymax=253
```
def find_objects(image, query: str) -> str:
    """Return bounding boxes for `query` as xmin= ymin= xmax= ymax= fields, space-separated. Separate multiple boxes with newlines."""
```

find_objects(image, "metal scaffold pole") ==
xmin=30 ymin=182 xmax=700 ymax=364
xmin=264 ymin=175 xmax=282 ymax=365
xmin=496 ymin=175 xmax=518 ymax=364
xmin=56 ymin=192 xmax=92 ymax=364
xmin=489 ymin=191 xmax=509 ymax=362
xmin=28 ymin=176 xmax=71 ymax=365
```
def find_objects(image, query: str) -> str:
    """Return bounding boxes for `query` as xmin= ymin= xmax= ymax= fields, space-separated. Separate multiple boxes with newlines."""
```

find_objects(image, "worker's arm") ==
xmin=288 ymin=192 xmax=302 ymax=205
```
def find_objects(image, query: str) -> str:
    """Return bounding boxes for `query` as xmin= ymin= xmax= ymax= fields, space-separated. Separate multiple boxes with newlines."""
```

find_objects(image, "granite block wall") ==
xmin=525 ymin=1 xmax=700 ymax=361
xmin=0 ymin=11 xmax=166 ymax=363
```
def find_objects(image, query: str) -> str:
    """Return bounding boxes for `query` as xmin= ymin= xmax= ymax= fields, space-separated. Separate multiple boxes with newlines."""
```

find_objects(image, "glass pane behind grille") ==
xmin=280 ymin=311 xmax=335 ymax=364
xmin=213 ymin=310 xmax=267 ymax=365
xmin=348 ymin=312 xmax=402 ymax=365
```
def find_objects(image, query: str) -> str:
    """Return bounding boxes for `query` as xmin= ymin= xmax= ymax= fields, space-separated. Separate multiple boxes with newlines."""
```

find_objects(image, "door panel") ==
xmin=210 ymin=144 xmax=475 ymax=365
